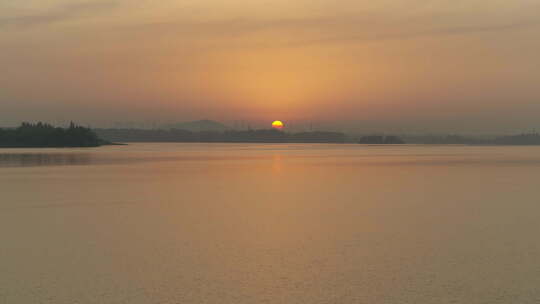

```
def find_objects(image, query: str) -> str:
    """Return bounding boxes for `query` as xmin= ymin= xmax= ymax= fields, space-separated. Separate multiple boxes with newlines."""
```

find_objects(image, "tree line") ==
xmin=0 ymin=122 xmax=106 ymax=147
xmin=94 ymin=128 xmax=348 ymax=143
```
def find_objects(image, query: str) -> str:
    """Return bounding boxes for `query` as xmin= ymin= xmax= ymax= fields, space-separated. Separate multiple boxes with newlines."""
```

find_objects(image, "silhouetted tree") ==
xmin=0 ymin=122 xmax=106 ymax=147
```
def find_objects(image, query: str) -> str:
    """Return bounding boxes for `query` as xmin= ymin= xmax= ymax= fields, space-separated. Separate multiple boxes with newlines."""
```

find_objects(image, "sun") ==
xmin=271 ymin=120 xmax=284 ymax=130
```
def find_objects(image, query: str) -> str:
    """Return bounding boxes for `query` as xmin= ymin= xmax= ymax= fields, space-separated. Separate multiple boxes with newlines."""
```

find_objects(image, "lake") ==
xmin=1 ymin=143 xmax=540 ymax=303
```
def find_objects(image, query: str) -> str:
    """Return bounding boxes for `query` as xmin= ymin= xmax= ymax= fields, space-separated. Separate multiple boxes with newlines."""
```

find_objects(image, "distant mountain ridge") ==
xmin=161 ymin=120 xmax=229 ymax=131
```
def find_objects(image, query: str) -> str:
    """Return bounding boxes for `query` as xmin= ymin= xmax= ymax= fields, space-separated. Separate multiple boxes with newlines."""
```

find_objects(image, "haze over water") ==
xmin=2 ymin=143 xmax=540 ymax=303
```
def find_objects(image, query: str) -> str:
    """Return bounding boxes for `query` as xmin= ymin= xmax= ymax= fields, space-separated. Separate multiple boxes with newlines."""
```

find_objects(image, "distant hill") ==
xmin=162 ymin=120 xmax=229 ymax=131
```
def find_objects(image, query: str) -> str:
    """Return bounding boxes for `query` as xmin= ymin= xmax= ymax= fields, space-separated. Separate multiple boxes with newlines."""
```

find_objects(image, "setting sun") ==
xmin=271 ymin=120 xmax=284 ymax=130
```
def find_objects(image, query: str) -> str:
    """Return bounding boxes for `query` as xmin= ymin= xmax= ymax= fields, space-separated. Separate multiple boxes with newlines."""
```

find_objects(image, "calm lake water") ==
xmin=1 ymin=143 xmax=540 ymax=303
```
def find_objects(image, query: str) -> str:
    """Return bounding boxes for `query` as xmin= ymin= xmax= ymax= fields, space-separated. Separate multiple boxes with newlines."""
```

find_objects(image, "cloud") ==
xmin=282 ymin=19 xmax=540 ymax=47
xmin=0 ymin=1 xmax=117 ymax=29
xmin=96 ymin=0 xmax=540 ymax=50
xmin=4 ymin=0 xmax=538 ymax=49
xmin=116 ymin=13 xmax=540 ymax=50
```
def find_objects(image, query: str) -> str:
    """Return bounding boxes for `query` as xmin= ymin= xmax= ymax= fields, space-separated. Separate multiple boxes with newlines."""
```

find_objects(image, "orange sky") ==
xmin=1 ymin=0 xmax=540 ymax=133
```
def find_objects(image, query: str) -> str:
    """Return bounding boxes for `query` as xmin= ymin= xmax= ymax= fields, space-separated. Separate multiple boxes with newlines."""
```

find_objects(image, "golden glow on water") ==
xmin=2 ymin=144 xmax=540 ymax=303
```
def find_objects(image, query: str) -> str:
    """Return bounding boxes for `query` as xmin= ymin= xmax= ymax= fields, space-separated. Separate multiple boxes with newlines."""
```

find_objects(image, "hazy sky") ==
xmin=1 ymin=0 xmax=540 ymax=133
